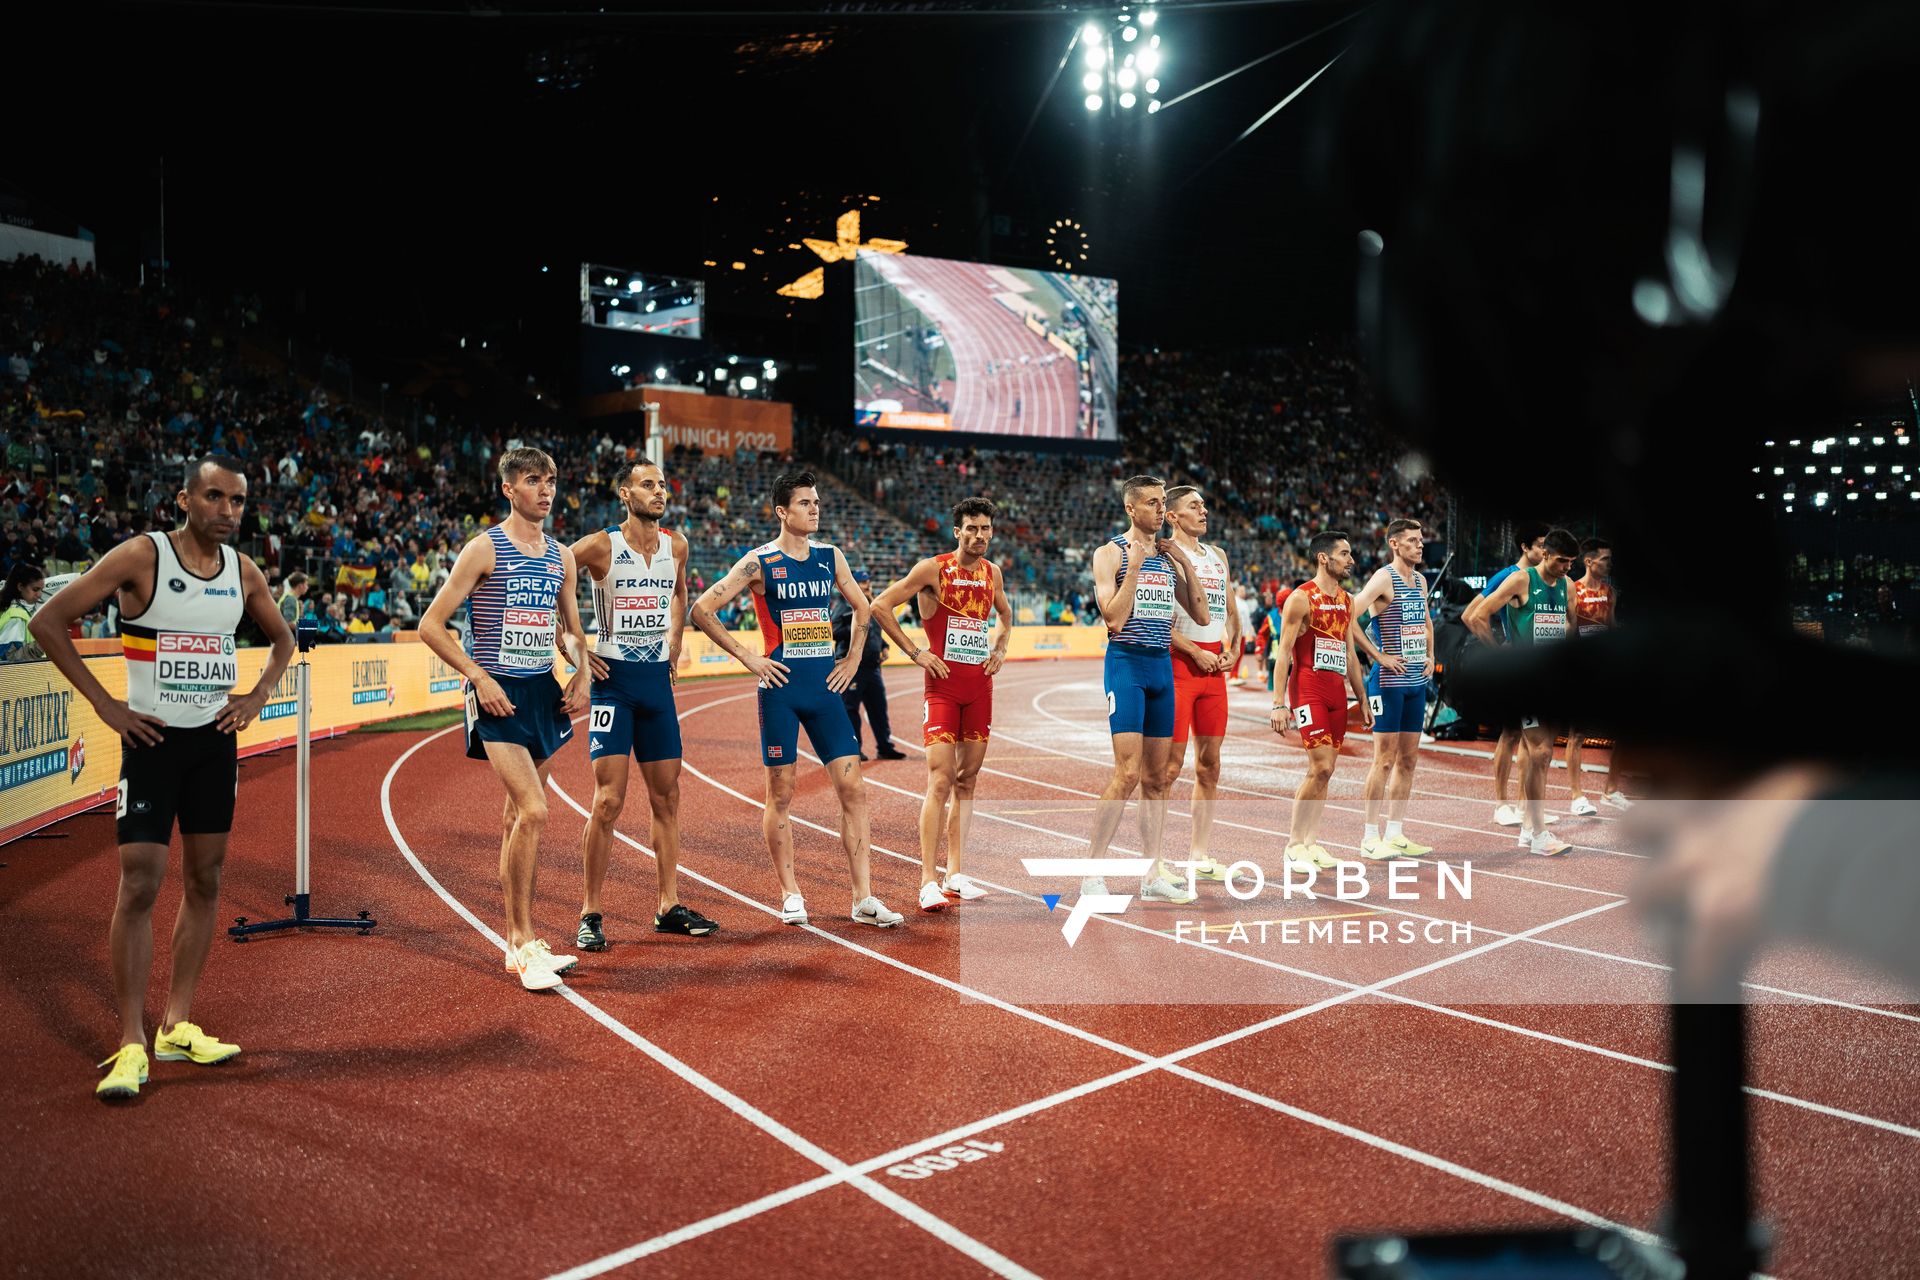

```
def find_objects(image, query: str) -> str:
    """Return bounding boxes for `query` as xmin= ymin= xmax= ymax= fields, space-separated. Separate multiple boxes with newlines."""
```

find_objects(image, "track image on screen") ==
xmin=853 ymin=250 xmax=1117 ymax=439
xmin=581 ymin=265 xmax=705 ymax=338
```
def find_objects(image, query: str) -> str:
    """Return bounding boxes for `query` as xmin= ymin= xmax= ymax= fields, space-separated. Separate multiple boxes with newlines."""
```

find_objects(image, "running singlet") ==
xmin=920 ymin=552 xmax=998 ymax=669
xmin=1110 ymin=535 xmax=1177 ymax=650
xmin=120 ymin=532 xmax=245 ymax=728
xmin=1288 ymin=579 xmax=1353 ymax=703
xmin=1571 ymin=576 xmax=1613 ymax=635
xmin=592 ymin=527 xmax=678 ymax=664
xmin=1173 ymin=543 xmax=1228 ymax=647
xmin=467 ymin=525 xmax=566 ymax=677
xmin=1367 ymin=566 xmax=1431 ymax=686
xmin=751 ymin=539 xmax=840 ymax=672
xmin=1509 ymin=566 xmax=1571 ymax=646
xmin=1482 ymin=564 xmax=1522 ymax=641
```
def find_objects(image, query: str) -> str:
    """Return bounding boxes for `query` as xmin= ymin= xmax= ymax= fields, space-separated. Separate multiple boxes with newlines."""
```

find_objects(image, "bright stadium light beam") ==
xmin=1232 ymin=50 xmax=1344 ymax=144
xmin=1084 ymin=45 xmax=1104 ymax=69
xmin=1120 ymin=91 xmax=1137 ymax=109
xmin=1156 ymin=5 xmax=1364 ymax=114
xmin=1148 ymin=98 xmax=1160 ymax=112
xmin=1138 ymin=47 xmax=1160 ymax=74
xmin=1082 ymin=23 xmax=1102 ymax=45
xmin=1146 ymin=78 xmax=1160 ymax=94
xmin=1085 ymin=93 xmax=1103 ymax=111
xmin=1141 ymin=8 xmax=1156 ymax=25
xmin=1118 ymin=67 xmax=1137 ymax=90
xmin=1083 ymin=71 xmax=1102 ymax=91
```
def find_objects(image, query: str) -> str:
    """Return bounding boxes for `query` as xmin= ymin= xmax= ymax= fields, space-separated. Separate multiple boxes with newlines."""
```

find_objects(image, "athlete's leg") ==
xmin=108 ymin=841 xmax=169 ymax=1047
xmin=485 ymin=742 xmax=549 ymax=950
xmin=1289 ymin=745 xmax=1340 ymax=848
xmin=920 ymin=741 xmax=958 ymax=886
xmin=1492 ymin=726 xmax=1517 ymax=806
xmin=1520 ymin=723 xmax=1554 ymax=833
xmin=1138 ymin=734 xmax=1175 ymax=880
xmin=638 ymin=757 xmax=684 ymax=914
xmin=947 ymin=738 xmax=988 ymax=877
xmin=1565 ymin=735 xmax=1589 ymax=802
xmin=763 ymin=763 xmax=800 ymax=896
xmin=1084 ymin=732 xmax=1145 ymax=859
xmin=1162 ymin=735 xmax=1192 ymax=806
xmin=1363 ymin=732 xmax=1393 ymax=834
xmin=824 ymin=753 xmax=874 ymax=900
xmin=159 ymin=832 xmax=229 ymax=1031
xmin=1387 ymin=732 xmax=1421 ymax=828
xmin=580 ymin=753 xmax=630 ymax=917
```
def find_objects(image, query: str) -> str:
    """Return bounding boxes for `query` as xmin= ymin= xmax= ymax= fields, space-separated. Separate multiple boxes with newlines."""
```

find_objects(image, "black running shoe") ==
xmin=654 ymin=903 xmax=719 ymax=936
xmin=576 ymin=912 xmax=607 ymax=952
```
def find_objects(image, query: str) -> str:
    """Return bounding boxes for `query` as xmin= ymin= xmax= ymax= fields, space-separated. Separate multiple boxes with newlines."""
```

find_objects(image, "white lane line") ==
xmin=379 ymin=714 xmax=1041 ymax=1280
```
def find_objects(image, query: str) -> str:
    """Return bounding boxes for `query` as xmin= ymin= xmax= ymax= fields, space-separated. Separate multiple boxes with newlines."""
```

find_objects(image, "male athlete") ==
xmin=1565 ymin=536 xmax=1631 ymax=814
xmin=570 ymin=459 xmax=719 ymax=952
xmin=1077 ymin=475 xmax=1208 ymax=903
xmin=1161 ymin=485 xmax=1240 ymax=883
xmin=1269 ymin=531 xmax=1376 ymax=869
xmin=1483 ymin=524 xmax=1549 ymax=828
xmin=420 ymin=447 xmax=591 ymax=990
xmin=869 ymin=497 xmax=1014 ymax=912
xmin=1463 ymin=527 xmax=1583 ymax=856
xmin=33 ymin=456 xmax=295 ymax=1099
xmin=690 ymin=470 xmax=903 ymax=928
xmin=1351 ymin=518 xmax=1434 ymax=859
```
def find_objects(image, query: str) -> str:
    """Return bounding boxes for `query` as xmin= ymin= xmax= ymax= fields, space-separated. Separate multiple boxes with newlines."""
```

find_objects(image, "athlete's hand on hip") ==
xmin=915 ymin=649 xmax=952 ymax=680
xmin=562 ymin=673 xmax=590 ymax=717
xmin=100 ymin=698 xmax=168 ymax=747
xmin=1377 ymin=654 xmax=1408 ymax=677
xmin=983 ymin=647 xmax=1007 ymax=677
xmin=827 ymin=657 xmax=859 ymax=695
xmin=474 ymin=674 xmax=515 ymax=717
xmin=586 ymin=651 xmax=611 ymax=681
xmin=745 ymin=654 xmax=790 ymax=687
xmin=215 ymin=689 xmax=270 ymax=734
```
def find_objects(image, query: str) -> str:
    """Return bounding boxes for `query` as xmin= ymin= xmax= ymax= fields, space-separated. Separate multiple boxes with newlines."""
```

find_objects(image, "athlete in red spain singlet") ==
xmin=1270 ymin=531 xmax=1374 ymax=870
xmin=870 ymin=498 xmax=1014 ymax=912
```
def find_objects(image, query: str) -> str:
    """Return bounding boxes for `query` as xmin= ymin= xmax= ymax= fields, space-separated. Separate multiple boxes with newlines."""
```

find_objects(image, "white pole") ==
xmin=645 ymin=400 xmax=664 ymax=469
xmin=295 ymin=656 xmax=311 ymax=896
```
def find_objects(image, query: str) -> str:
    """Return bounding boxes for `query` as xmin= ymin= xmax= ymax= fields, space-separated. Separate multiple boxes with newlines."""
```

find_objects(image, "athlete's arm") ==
xmin=667 ymin=531 xmax=689 ymax=685
xmin=556 ymin=545 xmax=590 ymax=716
xmin=1462 ymin=571 xmax=1527 ymax=644
xmin=1215 ymin=547 xmax=1241 ymax=674
xmin=1160 ymin=538 xmax=1210 ymax=627
xmin=1091 ymin=541 xmax=1135 ymax=631
xmin=1268 ymin=590 xmax=1311 ymax=735
xmin=216 ymin=556 xmax=297 ymax=734
xmin=567 ymin=528 xmax=611 ymax=582
xmin=420 ymin=535 xmax=515 ymax=716
xmin=869 ymin=557 xmax=948 ymax=679
xmin=1348 ymin=608 xmax=1374 ymax=730
xmin=690 ymin=552 xmax=788 ymax=686
xmin=27 ymin=537 xmax=167 ymax=746
xmin=827 ymin=547 xmax=868 ymax=696
xmin=984 ymin=563 xmax=1014 ymax=677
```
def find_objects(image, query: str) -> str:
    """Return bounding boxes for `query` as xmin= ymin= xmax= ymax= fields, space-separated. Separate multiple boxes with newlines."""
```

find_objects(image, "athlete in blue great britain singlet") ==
xmin=1354 ymin=519 xmax=1436 ymax=860
xmin=463 ymin=523 xmax=575 ymax=762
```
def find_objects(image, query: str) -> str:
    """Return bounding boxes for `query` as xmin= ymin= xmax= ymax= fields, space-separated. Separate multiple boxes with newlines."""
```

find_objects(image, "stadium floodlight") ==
xmin=604 ymin=275 xmax=617 ymax=286
xmin=1148 ymin=99 xmax=1160 ymax=112
xmin=764 ymin=358 xmax=777 ymax=369
xmin=1122 ymin=25 xmax=1137 ymax=41
xmin=1124 ymin=52 xmax=1135 ymax=67
xmin=1146 ymin=78 xmax=1160 ymax=94
xmin=728 ymin=354 xmax=740 ymax=364
xmin=1118 ymin=67 xmax=1137 ymax=90
xmin=1119 ymin=91 xmax=1137 ymax=108
xmin=1138 ymin=47 xmax=1159 ymax=74
xmin=628 ymin=278 xmax=644 ymax=291
xmin=766 ymin=366 xmax=779 ymax=380
xmin=714 ymin=368 xmax=729 ymax=381
xmin=1084 ymin=71 xmax=1102 ymax=91
xmin=1084 ymin=45 xmax=1105 ymax=69
xmin=1085 ymin=93 xmax=1103 ymax=111
xmin=1150 ymin=33 xmax=1160 ymax=47
xmin=607 ymin=298 xmax=619 ymax=307
xmin=645 ymin=300 xmax=657 ymax=313
xmin=740 ymin=376 xmax=759 ymax=391
xmin=1082 ymin=23 xmax=1102 ymax=44
xmin=1874 ymin=436 xmax=1886 ymax=445
xmin=1141 ymin=7 xmax=1156 ymax=25
xmin=1849 ymin=436 xmax=1861 ymax=444
xmin=654 ymin=366 xmax=668 ymax=380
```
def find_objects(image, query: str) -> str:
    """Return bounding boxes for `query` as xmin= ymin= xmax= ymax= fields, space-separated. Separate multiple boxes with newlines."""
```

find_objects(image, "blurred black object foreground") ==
xmin=1318 ymin=1 xmax=1920 ymax=1275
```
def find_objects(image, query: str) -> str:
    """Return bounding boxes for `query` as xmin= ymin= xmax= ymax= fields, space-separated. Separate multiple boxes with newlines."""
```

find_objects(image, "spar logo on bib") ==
xmin=350 ymin=658 xmax=396 ymax=707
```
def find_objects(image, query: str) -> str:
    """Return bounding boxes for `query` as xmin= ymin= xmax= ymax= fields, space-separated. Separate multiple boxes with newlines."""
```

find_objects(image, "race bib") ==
xmin=156 ymin=632 xmax=238 ymax=708
xmin=1578 ymin=622 xmax=1608 ymax=638
xmin=1200 ymin=574 xmax=1227 ymax=621
xmin=612 ymin=590 xmax=670 ymax=641
xmin=1401 ymin=625 xmax=1429 ymax=664
xmin=1133 ymin=569 xmax=1176 ymax=623
xmin=943 ymin=615 xmax=991 ymax=665
xmin=1312 ymin=636 xmax=1348 ymax=675
xmin=1531 ymin=610 xmax=1568 ymax=642
xmin=500 ymin=607 xmax=557 ymax=670
xmin=781 ymin=607 xmax=833 ymax=660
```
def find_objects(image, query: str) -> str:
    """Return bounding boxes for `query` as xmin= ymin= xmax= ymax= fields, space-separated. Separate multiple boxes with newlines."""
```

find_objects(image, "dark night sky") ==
xmin=10 ymin=0 xmax=1365 ymax=376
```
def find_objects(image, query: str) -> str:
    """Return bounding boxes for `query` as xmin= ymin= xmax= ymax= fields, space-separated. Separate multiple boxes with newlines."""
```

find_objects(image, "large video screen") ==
xmin=580 ymin=264 xmax=704 ymax=338
xmin=853 ymin=251 xmax=1117 ymax=440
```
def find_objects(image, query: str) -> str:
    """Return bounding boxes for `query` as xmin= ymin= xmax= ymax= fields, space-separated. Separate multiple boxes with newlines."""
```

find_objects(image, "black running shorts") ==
xmin=116 ymin=723 xmax=239 ymax=846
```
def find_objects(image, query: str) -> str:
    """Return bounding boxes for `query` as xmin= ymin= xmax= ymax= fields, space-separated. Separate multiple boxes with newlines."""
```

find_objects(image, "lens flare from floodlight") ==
xmin=1085 ymin=93 xmax=1103 ymax=111
xmin=714 ymin=368 xmax=728 ymax=382
xmin=1147 ymin=98 xmax=1160 ymax=113
xmin=1083 ymin=71 xmax=1102 ymax=91
xmin=1083 ymin=23 xmax=1102 ymax=45
xmin=764 ymin=358 xmax=777 ymax=370
xmin=654 ymin=366 xmax=668 ymax=380
xmin=740 ymin=376 xmax=758 ymax=391
xmin=766 ymin=366 xmax=779 ymax=380
xmin=1141 ymin=8 xmax=1156 ymax=25
xmin=1150 ymin=33 xmax=1160 ymax=48
xmin=1117 ymin=67 xmax=1137 ymax=89
xmin=1122 ymin=25 xmax=1137 ymax=41
xmin=1119 ymin=91 xmax=1137 ymax=108
xmin=1138 ymin=47 xmax=1159 ymax=74
xmin=627 ymin=278 xmax=644 ymax=291
xmin=645 ymin=300 xmax=656 ymax=313
xmin=1145 ymin=77 xmax=1160 ymax=93
xmin=1083 ymin=46 xmax=1105 ymax=70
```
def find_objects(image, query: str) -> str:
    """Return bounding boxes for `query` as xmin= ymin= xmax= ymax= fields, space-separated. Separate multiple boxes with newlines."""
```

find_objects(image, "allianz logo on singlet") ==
xmin=201 ymin=586 xmax=239 ymax=597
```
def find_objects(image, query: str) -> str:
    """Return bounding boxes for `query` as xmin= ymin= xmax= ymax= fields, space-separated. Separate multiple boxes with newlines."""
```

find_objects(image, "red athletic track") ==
xmin=865 ymin=255 xmax=1082 ymax=438
xmin=5 ymin=659 xmax=1917 ymax=1279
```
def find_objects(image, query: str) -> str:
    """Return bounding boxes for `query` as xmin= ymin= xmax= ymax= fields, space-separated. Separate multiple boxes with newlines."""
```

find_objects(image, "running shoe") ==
xmin=654 ymin=904 xmax=719 ymax=936
xmin=96 ymin=1044 xmax=149 ymax=1100
xmin=1188 ymin=855 xmax=1229 ymax=882
xmin=1385 ymin=834 xmax=1434 ymax=858
xmin=1284 ymin=843 xmax=1319 ymax=871
xmin=1530 ymin=832 xmax=1572 ymax=857
xmin=918 ymin=881 xmax=950 ymax=913
xmin=1080 ymin=875 xmax=1110 ymax=897
xmin=1304 ymin=844 xmax=1338 ymax=869
xmin=508 ymin=940 xmax=565 ymax=991
xmin=780 ymin=893 xmax=809 ymax=925
xmin=1603 ymin=791 xmax=1634 ymax=811
xmin=503 ymin=939 xmax=578 ymax=974
xmin=1492 ymin=804 xmax=1525 ymax=827
xmin=852 ymin=896 xmax=904 ymax=928
xmin=1517 ymin=828 xmax=1536 ymax=849
xmin=576 ymin=912 xmax=607 ymax=952
xmin=1359 ymin=836 xmax=1396 ymax=861
xmin=1139 ymin=876 xmax=1197 ymax=905
xmin=943 ymin=872 xmax=988 ymax=900
xmin=153 ymin=1021 xmax=240 ymax=1065
xmin=1568 ymin=795 xmax=1599 ymax=817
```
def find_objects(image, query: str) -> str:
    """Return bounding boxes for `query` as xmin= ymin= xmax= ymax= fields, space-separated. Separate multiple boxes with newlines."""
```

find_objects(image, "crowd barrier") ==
xmin=0 ymin=625 xmax=1113 ymax=845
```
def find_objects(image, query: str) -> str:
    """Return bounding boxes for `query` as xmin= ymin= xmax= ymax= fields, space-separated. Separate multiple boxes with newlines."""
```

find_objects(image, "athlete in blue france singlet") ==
xmin=751 ymin=539 xmax=860 ymax=768
xmin=464 ymin=524 xmax=574 ymax=761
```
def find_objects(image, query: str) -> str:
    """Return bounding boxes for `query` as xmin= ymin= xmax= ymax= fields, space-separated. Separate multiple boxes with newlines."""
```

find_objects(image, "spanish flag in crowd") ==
xmin=335 ymin=563 xmax=378 ymax=599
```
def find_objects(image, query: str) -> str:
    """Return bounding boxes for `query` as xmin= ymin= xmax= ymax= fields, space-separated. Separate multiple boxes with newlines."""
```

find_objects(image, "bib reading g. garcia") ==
xmin=157 ymin=632 xmax=239 ymax=707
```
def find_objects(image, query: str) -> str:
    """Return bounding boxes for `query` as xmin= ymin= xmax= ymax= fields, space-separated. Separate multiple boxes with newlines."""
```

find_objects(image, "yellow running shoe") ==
xmin=1305 ymin=844 xmax=1338 ymax=869
xmin=96 ymin=1044 xmax=149 ymax=1100
xmin=1387 ymin=834 xmax=1434 ymax=858
xmin=1359 ymin=836 xmax=1395 ymax=861
xmin=1284 ymin=843 xmax=1318 ymax=870
xmin=1189 ymin=855 xmax=1229 ymax=882
xmin=154 ymin=1021 xmax=240 ymax=1065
